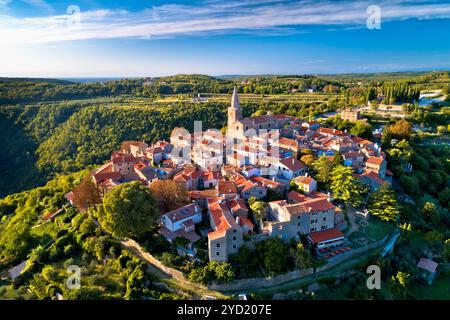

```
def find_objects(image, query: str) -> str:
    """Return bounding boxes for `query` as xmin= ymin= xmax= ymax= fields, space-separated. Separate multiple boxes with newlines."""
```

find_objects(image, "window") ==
xmin=233 ymin=245 xmax=236 ymax=249
xmin=297 ymin=222 xmax=301 ymax=226
xmin=233 ymin=236 xmax=237 ymax=241
xmin=233 ymin=230 xmax=236 ymax=233
xmin=216 ymin=252 xmax=220 ymax=256
xmin=323 ymin=217 xmax=327 ymax=222
xmin=216 ymin=243 xmax=220 ymax=248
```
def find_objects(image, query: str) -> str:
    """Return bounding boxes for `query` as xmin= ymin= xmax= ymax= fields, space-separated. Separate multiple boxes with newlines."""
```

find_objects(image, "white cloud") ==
xmin=0 ymin=0 xmax=450 ymax=45
xmin=20 ymin=0 xmax=53 ymax=12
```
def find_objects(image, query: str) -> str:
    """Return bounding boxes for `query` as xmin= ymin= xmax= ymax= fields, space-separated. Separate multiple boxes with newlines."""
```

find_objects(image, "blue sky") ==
xmin=0 ymin=0 xmax=450 ymax=77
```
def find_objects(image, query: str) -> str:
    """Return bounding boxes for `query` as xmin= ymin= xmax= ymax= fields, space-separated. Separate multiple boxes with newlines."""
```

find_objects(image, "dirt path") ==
xmin=120 ymin=239 xmax=228 ymax=300
xmin=345 ymin=208 xmax=360 ymax=237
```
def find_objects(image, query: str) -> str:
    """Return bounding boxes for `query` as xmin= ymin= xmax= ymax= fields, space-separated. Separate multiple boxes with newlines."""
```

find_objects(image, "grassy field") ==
xmin=153 ymin=93 xmax=344 ymax=104
xmin=349 ymin=217 xmax=394 ymax=247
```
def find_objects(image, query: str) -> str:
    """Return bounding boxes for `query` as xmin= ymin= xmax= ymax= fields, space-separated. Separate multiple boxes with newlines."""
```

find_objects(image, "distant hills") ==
xmin=1 ymin=70 xmax=449 ymax=85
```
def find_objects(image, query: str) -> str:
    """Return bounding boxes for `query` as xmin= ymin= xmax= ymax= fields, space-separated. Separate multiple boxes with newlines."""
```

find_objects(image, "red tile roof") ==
xmin=366 ymin=157 xmax=384 ymax=166
xmin=309 ymin=228 xmax=344 ymax=244
xmin=208 ymin=200 xmax=237 ymax=240
xmin=293 ymin=175 xmax=315 ymax=185
xmin=188 ymin=189 xmax=219 ymax=200
xmin=250 ymin=176 xmax=284 ymax=189
xmin=285 ymin=197 xmax=335 ymax=214
xmin=229 ymin=199 xmax=249 ymax=213
xmin=287 ymin=191 xmax=309 ymax=203
xmin=239 ymin=216 xmax=254 ymax=229
xmin=279 ymin=157 xmax=306 ymax=171
xmin=359 ymin=171 xmax=385 ymax=185
xmin=217 ymin=180 xmax=238 ymax=195
xmin=93 ymin=172 xmax=122 ymax=184
xmin=317 ymin=127 xmax=347 ymax=137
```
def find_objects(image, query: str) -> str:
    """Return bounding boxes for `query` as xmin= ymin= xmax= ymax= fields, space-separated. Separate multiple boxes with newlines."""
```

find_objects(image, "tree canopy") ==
xmin=96 ymin=181 xmax=159 ymax=238
xmin=330 ymin=165 xmax=367 ymax=207
xmin=368 ymin=184 xmax=400 ymax=222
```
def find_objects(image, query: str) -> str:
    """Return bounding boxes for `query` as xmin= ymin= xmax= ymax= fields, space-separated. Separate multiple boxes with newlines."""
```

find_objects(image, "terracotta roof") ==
xmin=359 ymin=171 xmax=385 ymax=185
xmin=366 ymin=157 xmax=384 ymax=166
xmin=279 ymin=157 xmax=306 ymax=171
xmin=240 ymin=180 xmax=263 ymax=193
xmin=229 ymin=172 xmax=248 ymax=185
xmin=188 ymin=189 xmax=218 ymax=199
xmin=317 ymin=127 xmax=347 ymax=137
xmin=301 ymin=197 xmax=335 ymax=211
xmin=93 ymin=171 xmax=122 ymax=184
xmin=239 ymin=216 xmax=254 ymax=229
xmin=229 ymin=199 xmax=249 ymax=213
xmin=278 ymin=137 xmax=299 ymax=149
xmin=217 ymin=180 xmax=238 ymax=195
xmin=95 ymin=161 xmax=114 ymax=175
xmin=250 ymin=176 xmax=284 ymax=189
xmin=208 ymin=200 xmax=237 ymax=239
xmin=112 ymin=154 xmax=139 ymax=164
xmin=309 ymin=228 xmax=344 ymax=244
xmin=293 ymin=175 xmax=315 ymax=185
xmin=287 ymin=191 xmax=309 ymax=203
xmin=285 ymin=197 xmax=335 ymax=214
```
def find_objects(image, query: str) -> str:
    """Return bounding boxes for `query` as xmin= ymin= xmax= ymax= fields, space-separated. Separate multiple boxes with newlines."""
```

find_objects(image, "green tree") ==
xmin=443 ymin=239 xmax=450 ymax=262
xmin=330 ymin=165 xmax=367 ymax=207
xmin=96 ymin=181 xmax=159 ymax=238
xmin=250 ymin=201 xmax=267 ymax=226
xmin=350 ymin=120 xmax=372 ymax=139
xmin=367 ymin=184 xmax=400 ymax=222
xmin=312 ymin=156 xmax=334 ymax=186
xmin=399 ymin=175 xmax=420 ymax=195
xmin=389 ymin=271 xmax=410 ymax=299
xmin=209 ymin=261 xmax=234 ymax=282
xmin=257 ymin=238 xmax=288 ymax=275
xmin=419 ymin=195 xmax=441 ymax=225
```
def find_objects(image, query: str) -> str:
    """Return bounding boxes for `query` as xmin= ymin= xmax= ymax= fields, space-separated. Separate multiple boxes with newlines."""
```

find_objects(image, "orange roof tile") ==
xmin=309 ymin=228 xmax=344 ymax=243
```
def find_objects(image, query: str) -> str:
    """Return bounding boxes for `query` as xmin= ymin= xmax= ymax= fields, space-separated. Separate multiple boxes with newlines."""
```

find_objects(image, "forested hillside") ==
xmin=0 ymin=71 xmax=448 ymax=197
xmin=0 ymin=101 xmax=227 ymax=196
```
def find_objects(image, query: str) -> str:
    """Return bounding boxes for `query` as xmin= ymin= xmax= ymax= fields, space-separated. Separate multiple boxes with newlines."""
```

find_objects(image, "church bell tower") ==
xmin=228 ymin=86 xmax=242 ymax=127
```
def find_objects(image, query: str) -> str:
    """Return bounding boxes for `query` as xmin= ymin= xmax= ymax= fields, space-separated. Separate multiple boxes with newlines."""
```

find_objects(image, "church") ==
xmin=226 ymin=86 xmax=294 ymax=142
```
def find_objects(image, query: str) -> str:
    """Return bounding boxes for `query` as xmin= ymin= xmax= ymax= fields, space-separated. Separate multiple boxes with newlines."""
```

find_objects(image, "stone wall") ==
xmin=123 ymin=234 xmax=389 ymax=293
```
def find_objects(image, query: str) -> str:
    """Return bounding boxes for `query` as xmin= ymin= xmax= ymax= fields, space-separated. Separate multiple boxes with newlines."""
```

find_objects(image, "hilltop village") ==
xmin=81 ymin=87 xmax=390 ymax=263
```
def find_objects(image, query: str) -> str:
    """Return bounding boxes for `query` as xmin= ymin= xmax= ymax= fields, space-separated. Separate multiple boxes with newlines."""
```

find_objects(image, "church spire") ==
xmin=231 ymin=86 xmax=239 ymax=109
xmin=228 ymin=86 xmax=242 ymax=126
